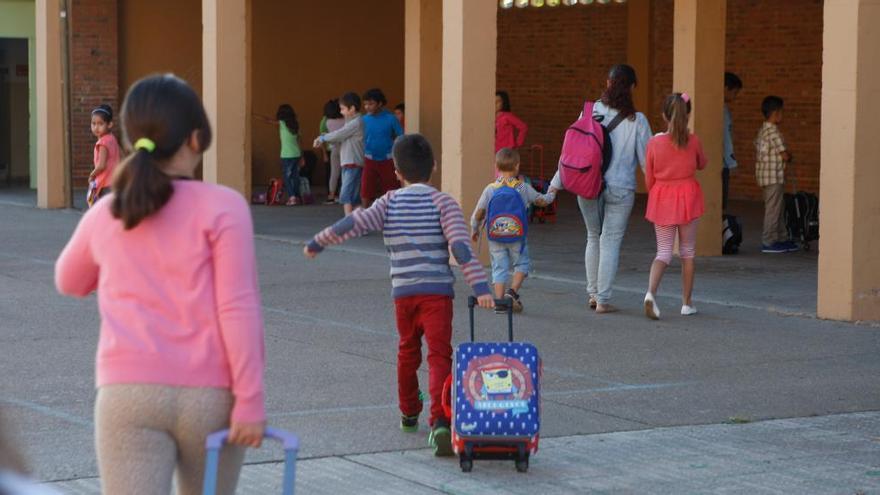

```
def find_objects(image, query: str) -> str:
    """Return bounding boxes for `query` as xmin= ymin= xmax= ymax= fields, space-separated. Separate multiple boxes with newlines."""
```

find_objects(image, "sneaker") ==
xmin=428 ymin=419 xmax=453 ymax=457
xmin=783 ymin=240 xmax=801 ymax=252
xmin=400 ymin=414 xmax=419 ymax=433
xmin=505 ymin=289 xmax=524 ymax=313
xmin=681 ymin=305 xmax=698 ymax=316
xmin=644 ymin=292 xmax=660 ymax=320
xmin=323 ymin=198 xmax=337 ymax=205
xmin=761 ymin=243 xmax=787 ymax=254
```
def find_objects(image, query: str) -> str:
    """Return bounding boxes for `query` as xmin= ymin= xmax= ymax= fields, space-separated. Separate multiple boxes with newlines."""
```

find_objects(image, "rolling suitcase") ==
xmin=445 ymin=296 xmax=542 ymax=473
xmin=202 ymin=427 xmax=299 ymax=495
xmin=527 ymin=144 xmax=557 ymax=224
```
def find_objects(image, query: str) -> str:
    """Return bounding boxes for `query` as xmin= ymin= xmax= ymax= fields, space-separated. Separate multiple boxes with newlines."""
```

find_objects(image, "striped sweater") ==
xmin=307 ymin=183 xmax=491 ymax=299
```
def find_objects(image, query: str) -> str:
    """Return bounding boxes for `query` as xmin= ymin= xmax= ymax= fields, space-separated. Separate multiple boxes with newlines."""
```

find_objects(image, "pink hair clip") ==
xmin=680 ymin=92 xmax=691 ymax=103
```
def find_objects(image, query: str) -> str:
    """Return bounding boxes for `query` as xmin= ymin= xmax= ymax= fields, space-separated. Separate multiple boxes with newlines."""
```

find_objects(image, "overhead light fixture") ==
xmin=531 ymin=0 xmax=545 ymax=6
xmin=500 ymin=0 xmax=515 ymax=8
xmin=515 ymin=0 xmax=530 ymax=7
xmin=562 ymin=0 xmax=578 ymax=4
xmin=579 ymin=0 xmax=595 ymax=4
xmin=547 ymin=0 xmax=561 ymax=6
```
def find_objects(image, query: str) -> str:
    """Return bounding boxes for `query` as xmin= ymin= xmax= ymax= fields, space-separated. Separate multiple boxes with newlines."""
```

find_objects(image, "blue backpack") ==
xmin=486 ymin=180 xmax=528 ymax=244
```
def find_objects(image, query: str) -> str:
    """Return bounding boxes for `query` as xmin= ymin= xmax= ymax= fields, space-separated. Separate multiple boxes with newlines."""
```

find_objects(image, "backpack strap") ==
xmin=604 ymin=112 xmax=627 ymax=133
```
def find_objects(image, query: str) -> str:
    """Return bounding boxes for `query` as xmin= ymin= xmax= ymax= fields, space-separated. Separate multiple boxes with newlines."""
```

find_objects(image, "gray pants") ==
xmin=96 ymin=385 xmax=245 ymax=495
xmin=761 ymin=184 xmax=787 ymax=246
xmin=328 ymin=148 xmax=342 ymax=196
xmin=577 ymin=186 xmax=636 ymax=305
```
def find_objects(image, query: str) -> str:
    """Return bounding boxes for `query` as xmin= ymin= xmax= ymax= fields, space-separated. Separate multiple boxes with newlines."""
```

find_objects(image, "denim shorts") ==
xmin=488 ymin=240 xmax=530 ymax=284
xmin=340 ymin=166 xmax=363 ymax=206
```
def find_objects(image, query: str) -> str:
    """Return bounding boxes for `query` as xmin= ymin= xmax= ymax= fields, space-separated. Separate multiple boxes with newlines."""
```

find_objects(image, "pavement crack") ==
xmin=340 ymin=455 xmax=447 ymax=493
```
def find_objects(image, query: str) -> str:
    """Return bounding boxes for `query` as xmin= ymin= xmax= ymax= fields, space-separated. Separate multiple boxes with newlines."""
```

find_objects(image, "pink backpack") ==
xmin=558 ymin=101 xmax=624 ymax=199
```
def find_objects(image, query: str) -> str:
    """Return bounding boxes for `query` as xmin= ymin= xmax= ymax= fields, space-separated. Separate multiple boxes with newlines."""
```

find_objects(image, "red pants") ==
xmin=362 ymin=158 xmax=400 ymax=205
xmin=394 ymin=294 xmax=453 ymax=426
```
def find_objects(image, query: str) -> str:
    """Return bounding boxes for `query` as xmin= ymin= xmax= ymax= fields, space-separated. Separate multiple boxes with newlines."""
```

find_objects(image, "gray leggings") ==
xmin=95 ymin=385 xmax=245 ymax=495
xmin=328 ymin=148 xmax=342 ymax=196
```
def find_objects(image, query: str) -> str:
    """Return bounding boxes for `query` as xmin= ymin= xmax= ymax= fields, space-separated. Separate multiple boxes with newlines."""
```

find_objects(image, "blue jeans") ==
xmin=577 ymin=186 xmax=635 ymax=304
xmin=281 ymin=157 xmax=301 ymax=199
xmin=488 ymin=240 xmax=531 ymax=285
xmin=339 ymin=166 xmax=363 ymax=206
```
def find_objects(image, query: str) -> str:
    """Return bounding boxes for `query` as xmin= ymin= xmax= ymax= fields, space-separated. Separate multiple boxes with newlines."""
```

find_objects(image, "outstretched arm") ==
xmin=305 ymin=194 xmax=389 ymax=257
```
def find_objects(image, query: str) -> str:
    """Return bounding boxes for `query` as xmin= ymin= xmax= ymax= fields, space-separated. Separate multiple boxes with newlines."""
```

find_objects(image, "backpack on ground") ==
xmin=722 ymin=214 xmax=743 ymax=255
xmin=557 ymin=101 xmax=625 ymax=199
xmin=486 ymin=180 xmax=528 ymax=244
xmin=266 ymin=178 xmax=284 ymax=206
xmin=784 ymin=191 xmax=819 ymax=251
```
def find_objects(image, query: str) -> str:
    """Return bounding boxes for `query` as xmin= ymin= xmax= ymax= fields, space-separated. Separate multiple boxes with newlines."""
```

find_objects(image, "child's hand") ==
xmin=312 ymin=137 xmax=323 ymax=148
xmin=471 ymin=231 xmax=480 ymax=243
xmin=303 ymin=245 xmax=318 ymax=259
xmin=534 ymin=199 xmax=547 ymax=207
xmin=228 ymin=420 xmax=266 ymax=448
xmin=476 ymin=294 xmax=495 ymax=309
xmin=548 ymin=187 xmax=559 ymax=194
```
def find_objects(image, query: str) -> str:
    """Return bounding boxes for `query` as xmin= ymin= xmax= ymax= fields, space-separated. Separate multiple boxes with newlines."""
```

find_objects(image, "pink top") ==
xmin=93 ymin=133 xmax=121 ymax=190
xmin=645 ymin=133 xmax=707 ymax=226
xmin=55 ymin=180 xmax=266 ymax=422
xmin=495 ymin=111 xmax=528 ymax=152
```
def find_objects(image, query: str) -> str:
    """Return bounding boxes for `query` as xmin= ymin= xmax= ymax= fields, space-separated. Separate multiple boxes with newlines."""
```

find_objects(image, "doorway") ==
xmin=0 ymin=38 xmax=30 ymax=187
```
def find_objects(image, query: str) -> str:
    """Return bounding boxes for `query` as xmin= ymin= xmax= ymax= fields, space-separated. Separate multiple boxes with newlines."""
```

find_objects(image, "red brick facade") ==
xmin=69 ymin=0 xmax=119 ymax=188
xmin=498 ymin=0 xmax=823 ymax=201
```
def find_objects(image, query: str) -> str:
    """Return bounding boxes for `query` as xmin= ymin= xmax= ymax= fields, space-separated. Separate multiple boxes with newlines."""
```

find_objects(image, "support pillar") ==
xmin=441 ymin=0 xmax=496 ymax=262
xmin=673 ymin=0 xmax=725 ymax=256
xmin=35 ymin=0 xmax=67 ymax=208
xmin=817 ymin=0 xmax=880 ymax=321
xmin=404 ymin=0 xmax=443 ymax=188
xmin=628 ymin=0 xmax=652 ymax=194
xmin=202 ymin=0 xmax=251 ymax=197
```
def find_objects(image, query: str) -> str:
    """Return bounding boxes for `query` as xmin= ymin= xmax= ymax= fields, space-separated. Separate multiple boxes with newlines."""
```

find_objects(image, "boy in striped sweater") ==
xmin=304 ymin=134 xmax=494 ymax=456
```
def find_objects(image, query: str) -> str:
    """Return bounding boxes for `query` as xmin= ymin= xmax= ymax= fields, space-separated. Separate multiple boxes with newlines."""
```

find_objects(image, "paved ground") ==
xmin=1 ymin=187 xmax=878 ymax=493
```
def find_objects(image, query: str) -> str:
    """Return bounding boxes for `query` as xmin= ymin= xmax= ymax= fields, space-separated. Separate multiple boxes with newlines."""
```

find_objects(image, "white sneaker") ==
xmin=681 ymin=305 xmax=698 ymax=316
xmin=644 ymin=293 xmax=660 ymax=320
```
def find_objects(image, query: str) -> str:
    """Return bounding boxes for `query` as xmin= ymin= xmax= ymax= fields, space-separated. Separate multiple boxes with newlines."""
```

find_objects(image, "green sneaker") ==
xmin=400 ymin=414 xmax=419 ymax=433
xmin=428 ymin=419 xmax=453 ymax=457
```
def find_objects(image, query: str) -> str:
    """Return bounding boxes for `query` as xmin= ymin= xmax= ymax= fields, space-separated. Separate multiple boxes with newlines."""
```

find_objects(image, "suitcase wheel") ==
xmin=459 ymin=455 xmax=473 ymax=473
xmin=515 ymin=456 xmax=529 ymax=473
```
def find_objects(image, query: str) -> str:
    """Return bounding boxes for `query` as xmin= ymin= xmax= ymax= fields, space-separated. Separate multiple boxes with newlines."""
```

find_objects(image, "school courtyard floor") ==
xmin=1 ymin=189 xmax=878 ymax=494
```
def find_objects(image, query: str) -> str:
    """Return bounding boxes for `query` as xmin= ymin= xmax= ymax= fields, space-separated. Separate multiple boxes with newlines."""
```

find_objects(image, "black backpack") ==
xmin=722 ymin=214 xmax=743 ymax=255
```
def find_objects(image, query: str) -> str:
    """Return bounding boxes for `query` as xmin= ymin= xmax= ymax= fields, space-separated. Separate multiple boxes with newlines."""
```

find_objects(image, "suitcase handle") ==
xmin=203 ymin=427 xmax=299 ymax=495
xmin=468 ymin=296 xmax=514 ymax=342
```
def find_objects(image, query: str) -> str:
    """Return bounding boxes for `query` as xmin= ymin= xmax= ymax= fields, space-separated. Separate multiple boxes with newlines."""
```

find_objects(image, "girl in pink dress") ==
xmin=643 ymin=93 xmax=707 ymax=320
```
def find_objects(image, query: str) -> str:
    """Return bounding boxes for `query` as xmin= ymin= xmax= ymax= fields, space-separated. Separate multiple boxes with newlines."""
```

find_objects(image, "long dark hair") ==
xmin=601 ymin=64 xmax=638 ymax=120
xmin=111 ymin=74 xmax=212 ymax=230
xmin=323 ymin=99 xmax=342 ymax=119
xmin=496 ymin=90 xmax=511 ymax=112
xmin=276 ymin=104 xmax=299 ymax=134
xmin=663 ymin=93 xmax=691 ymax=149
xmin=91 ymin=104 xmax=114 ymax=123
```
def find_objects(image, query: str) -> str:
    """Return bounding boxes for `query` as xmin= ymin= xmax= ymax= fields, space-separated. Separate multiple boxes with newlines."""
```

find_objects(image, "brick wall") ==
xmin=497 ymin=4 xmax=628 ymax=179
xmin=500 ymin=0 xmax=823 ymax=201
xmin=69 ymin=0 xmax=119 ymax=188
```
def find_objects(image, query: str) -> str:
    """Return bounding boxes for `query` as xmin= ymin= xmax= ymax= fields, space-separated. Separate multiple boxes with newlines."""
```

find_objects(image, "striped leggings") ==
xmin=654 ymin=220 xmax=699 ymax=264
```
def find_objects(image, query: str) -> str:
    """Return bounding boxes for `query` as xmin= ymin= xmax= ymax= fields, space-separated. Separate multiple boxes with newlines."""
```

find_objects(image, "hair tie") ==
xmin=91 ymin=107 xmax=111 ymax=117
xmin=680 ymin=93 xmax=691 ymax=104
xmin=134 ymin=138 xmax=156 ymax=153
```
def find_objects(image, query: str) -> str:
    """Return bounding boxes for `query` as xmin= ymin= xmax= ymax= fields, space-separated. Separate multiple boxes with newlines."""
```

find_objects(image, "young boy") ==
xmin=361 ymin=88 xmax=404 ymax=206
xmin=304 ymin=134 xmax=494 ymax=456
xmin=470 ymin=148 xmax=555 ymax=313
xmin=722 ymin=72 xmax=742 ymax=214
xmin=754 ymin=96 xmax=797 ymax=254
xmin=314 ymin=92 xmax=364 ymax=216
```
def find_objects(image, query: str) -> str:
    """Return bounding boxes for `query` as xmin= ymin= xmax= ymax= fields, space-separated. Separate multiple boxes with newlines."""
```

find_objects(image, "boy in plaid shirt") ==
xmin=754 ymin=96 xmax=798 ymax=253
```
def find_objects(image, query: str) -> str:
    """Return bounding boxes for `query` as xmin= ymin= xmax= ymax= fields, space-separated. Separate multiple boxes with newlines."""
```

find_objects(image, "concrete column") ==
xmin=202 ymin=0 xmax=251 ymax=197
xmin=404 ymin=0 xmax=443 ymax=187
xmin=673 ymin=0 xmax=725 ymax=256
xmin=817 ymin=0 xmax=880 ymax=322
xmin=441 ymin=0 xmax=496 ymax=218
xmin=628 ymin=0 xmax=652 ymax=194
xmin=35 ymin=0 xmax=67 ymax=208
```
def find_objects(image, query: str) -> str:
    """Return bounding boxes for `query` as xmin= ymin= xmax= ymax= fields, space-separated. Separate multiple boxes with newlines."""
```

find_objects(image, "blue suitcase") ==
xmin=449 ymin=296 xmax=542 ymax=473
xmin=202 ymin=427 xmax=299 ymax=495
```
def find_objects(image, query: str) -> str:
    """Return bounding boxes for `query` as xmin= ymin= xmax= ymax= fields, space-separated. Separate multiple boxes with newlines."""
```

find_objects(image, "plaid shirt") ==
xmin=754 ymin=122 xmax=787 ymax=187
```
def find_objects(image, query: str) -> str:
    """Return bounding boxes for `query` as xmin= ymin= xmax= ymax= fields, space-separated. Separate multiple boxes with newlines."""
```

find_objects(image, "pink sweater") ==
xmin=55 ymin=180 xmax=266 ymax=422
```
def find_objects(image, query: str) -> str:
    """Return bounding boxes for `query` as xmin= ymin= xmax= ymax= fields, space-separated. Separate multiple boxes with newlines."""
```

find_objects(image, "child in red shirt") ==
xmin=643 ymin=93 xmax=707 ymax=320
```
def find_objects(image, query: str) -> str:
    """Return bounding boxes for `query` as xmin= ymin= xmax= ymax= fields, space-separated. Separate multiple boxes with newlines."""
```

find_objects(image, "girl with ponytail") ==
xmin=643 ymin=93 xmax=708 ymax=320
xmin=56 ymin=74 xmax=266 ymax=494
